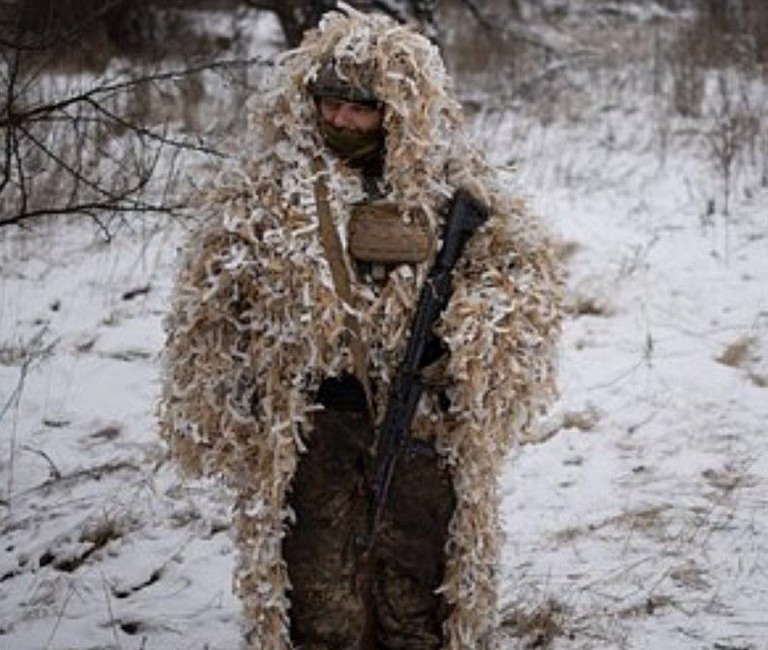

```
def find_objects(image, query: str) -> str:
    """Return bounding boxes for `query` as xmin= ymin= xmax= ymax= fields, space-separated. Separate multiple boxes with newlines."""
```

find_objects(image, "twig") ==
xmin=43 ymin=581 xmax=78 ymax=649
xmin=18 ymin=122 xmax=126 ymax=203
xmin=587 ymin=359 xmax=644 ymax=391
xmin=1 ymin=358 xmax=28 ymax=510
xmin=83 ymin=96 xmax=226 ymax=158
xmin=15 ymin=460 xmax=141 ymax=499
xmin=20 ymin=445 xmax=62 ymax=480
xmin=11 ymin=122 xmax=28 ymax=215
xmin=102 ymin=571 xmax=123 ymax=650
xmin=0 ymin=57 xmax=272 ymax=129
xmin=0 ymin=362 xmax=29 ymax=427
xmin=1 ymin=335 xmax=57 ymax=508
xmin=0 ymin=200 xmax=186 ymax=229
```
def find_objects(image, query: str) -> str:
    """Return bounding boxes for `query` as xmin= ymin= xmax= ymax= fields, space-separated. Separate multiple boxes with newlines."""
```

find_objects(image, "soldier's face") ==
xmin=318 ymin=97 xmax=383 ymax=132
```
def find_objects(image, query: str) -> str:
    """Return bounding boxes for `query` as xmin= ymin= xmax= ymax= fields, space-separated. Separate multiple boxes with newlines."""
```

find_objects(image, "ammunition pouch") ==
xmin=348 ymin=202 xmax=433 ymax=265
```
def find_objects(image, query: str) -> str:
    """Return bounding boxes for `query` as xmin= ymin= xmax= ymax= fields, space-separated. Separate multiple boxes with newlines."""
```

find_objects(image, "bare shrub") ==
xmin=666 ymin=0 xmax=768 ymax=117
xmin=437 ymin=0 xmax=580 ymax=108
xmin=726 ymin=0 xmax=768 ymax=65
xmin=676 ymin=0 xmax=768 ymax=68
xmin=438 ymin=0 xmax=533 ymax=95
xmin=0 ymin=4 xmax=269 ymax=236
xmin=704 ymin=73 xmax=761 ymax=248
xmin=1 ymin=49 xmax=186 ymax=234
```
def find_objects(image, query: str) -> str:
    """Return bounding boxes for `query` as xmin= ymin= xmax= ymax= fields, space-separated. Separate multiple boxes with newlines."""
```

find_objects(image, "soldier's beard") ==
xmin=319 ymin=121 xmax=385 ymax=172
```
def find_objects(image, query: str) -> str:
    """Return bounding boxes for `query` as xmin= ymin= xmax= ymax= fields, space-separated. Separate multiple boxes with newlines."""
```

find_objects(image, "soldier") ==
xmin=160 ymin=6 xmax=561 ymax=650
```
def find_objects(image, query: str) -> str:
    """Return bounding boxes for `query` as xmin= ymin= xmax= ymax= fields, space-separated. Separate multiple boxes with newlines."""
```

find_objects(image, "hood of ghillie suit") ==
xmin=160 ymin=6 xmax=562 ymax=650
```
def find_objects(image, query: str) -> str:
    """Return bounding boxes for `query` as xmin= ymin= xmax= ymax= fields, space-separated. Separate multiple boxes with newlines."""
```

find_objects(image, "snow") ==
xmin=0 ymin=220 xmax=238 ymax=649
xmin=2 ymin=8 xmax=768 ymax=650
xmin=483 ymin=56 xmax=768 ymax=648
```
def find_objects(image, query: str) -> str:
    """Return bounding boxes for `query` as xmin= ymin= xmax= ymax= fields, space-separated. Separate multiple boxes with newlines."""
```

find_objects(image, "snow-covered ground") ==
xmin=2 ymin=9 xmax=768 ymax=650
xmin=491 ymin=60 xmax=768 ymax=648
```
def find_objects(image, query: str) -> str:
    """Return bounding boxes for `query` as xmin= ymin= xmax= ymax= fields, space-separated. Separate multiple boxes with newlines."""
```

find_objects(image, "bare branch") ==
xmin=1 ymin=40 xmax=268 ymax=231
xmin=0 ymin=199 xmax=186 ymax=229
xmin=18 ymin=122 xmax=123 ymax=203
xmin=83 ymin=96 xmax=226 ymax=158
xmin=0 ymin=56 xmax=271 ymax=129
xmin=11 ymin=126 xmax=28 ymax=215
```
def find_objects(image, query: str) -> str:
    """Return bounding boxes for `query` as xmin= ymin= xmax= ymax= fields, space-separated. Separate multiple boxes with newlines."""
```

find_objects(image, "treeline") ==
xmin=1 ymin=0 xmax=438 ymax=50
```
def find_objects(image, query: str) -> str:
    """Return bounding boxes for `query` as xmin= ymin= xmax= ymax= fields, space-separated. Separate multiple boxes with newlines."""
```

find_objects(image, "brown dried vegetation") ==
xmin=501 ymin=597 xmax=569 ymax=649
xmin=716 ymin=335 xmax=756 ymax=368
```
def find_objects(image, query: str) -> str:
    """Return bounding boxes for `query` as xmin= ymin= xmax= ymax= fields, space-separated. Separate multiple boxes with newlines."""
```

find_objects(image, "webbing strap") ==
xmin=312 ymin=158 xmax=373 ymax=413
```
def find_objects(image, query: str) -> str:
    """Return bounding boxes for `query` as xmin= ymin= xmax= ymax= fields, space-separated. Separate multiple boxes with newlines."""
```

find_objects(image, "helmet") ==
xmin=309 ymin=60 xmax=379 ymax=105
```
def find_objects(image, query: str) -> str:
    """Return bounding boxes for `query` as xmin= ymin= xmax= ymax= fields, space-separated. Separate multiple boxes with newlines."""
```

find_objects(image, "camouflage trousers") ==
xmin=283 ymin=408 xmax=456 ymax=650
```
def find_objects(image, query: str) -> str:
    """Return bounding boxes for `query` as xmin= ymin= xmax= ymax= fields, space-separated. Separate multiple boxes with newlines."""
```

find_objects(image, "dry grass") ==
xmin=554 ymin=240 xmax=581 ymax=263
xmin=616 ymin=594 xmax=676 ymax=618
xmin=554 ymin=504 xmax=670 ymax=544
xmin=561 ymin=404 xmax=601 ymax=432
xmin=500 ymin=597 xmax=569 ymax=649
xmin=80 ymin=514 xmax=126 ymax=550
xmin=702 ymin=464 xmax=759 ymax=494
xmin=566 ymin=286 xmax=614 ymax=318
xmin=38 ymin=512 xmax=128 ymax=573
xmin=716 ymin=335 xmax=756 ymax=368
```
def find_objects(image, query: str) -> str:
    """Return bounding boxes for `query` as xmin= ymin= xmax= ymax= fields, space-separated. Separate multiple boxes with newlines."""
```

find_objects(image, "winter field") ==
xmin=2 ymin=5 xmax=768 ymax=650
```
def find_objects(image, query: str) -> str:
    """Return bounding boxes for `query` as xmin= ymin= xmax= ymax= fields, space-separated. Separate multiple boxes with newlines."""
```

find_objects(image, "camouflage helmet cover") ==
xmin=308 ymin=59 xmax=379 ymax=104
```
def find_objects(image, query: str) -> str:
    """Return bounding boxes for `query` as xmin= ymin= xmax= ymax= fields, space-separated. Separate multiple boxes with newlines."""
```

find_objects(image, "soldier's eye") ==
xmin=353 ymin=101 xmax=381 ymax=113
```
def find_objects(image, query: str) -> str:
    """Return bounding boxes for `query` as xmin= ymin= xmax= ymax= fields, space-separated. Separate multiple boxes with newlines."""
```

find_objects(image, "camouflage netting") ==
xmin=160 ymin=5 xmax=562 ymax=649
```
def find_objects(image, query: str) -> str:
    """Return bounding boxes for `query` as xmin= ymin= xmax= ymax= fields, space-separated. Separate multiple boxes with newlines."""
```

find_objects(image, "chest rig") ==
xmin=312 ymin=158 xmax=437 ymax=411
xmin=347 ymin=201 xmax=433 ymax=282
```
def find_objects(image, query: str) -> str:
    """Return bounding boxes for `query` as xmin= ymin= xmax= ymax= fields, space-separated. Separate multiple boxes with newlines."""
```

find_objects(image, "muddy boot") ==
xmin=371 ymin=439 xmax=456 ymax=650
xmin=283 ymin=405 xmax=373 ymax=650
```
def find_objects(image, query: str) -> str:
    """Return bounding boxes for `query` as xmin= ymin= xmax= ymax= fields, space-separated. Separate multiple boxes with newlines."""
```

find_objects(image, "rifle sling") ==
xmin=312 ymin=158 xmax=373 ymax=413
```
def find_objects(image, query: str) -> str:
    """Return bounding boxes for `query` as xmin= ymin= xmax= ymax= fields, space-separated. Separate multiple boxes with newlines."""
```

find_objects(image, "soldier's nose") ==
xmin=331 ymin=104 xmax=355 ymax=128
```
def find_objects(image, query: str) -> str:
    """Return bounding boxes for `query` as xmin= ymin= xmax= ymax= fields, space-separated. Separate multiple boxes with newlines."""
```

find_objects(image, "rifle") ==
xmin=361 ymin=189 xmax=489 ymax=555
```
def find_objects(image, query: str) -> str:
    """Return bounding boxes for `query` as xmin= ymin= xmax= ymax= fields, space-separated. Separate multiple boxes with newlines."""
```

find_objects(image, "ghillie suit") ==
xmin=160 ymin=6 xmax=561 ymax=650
